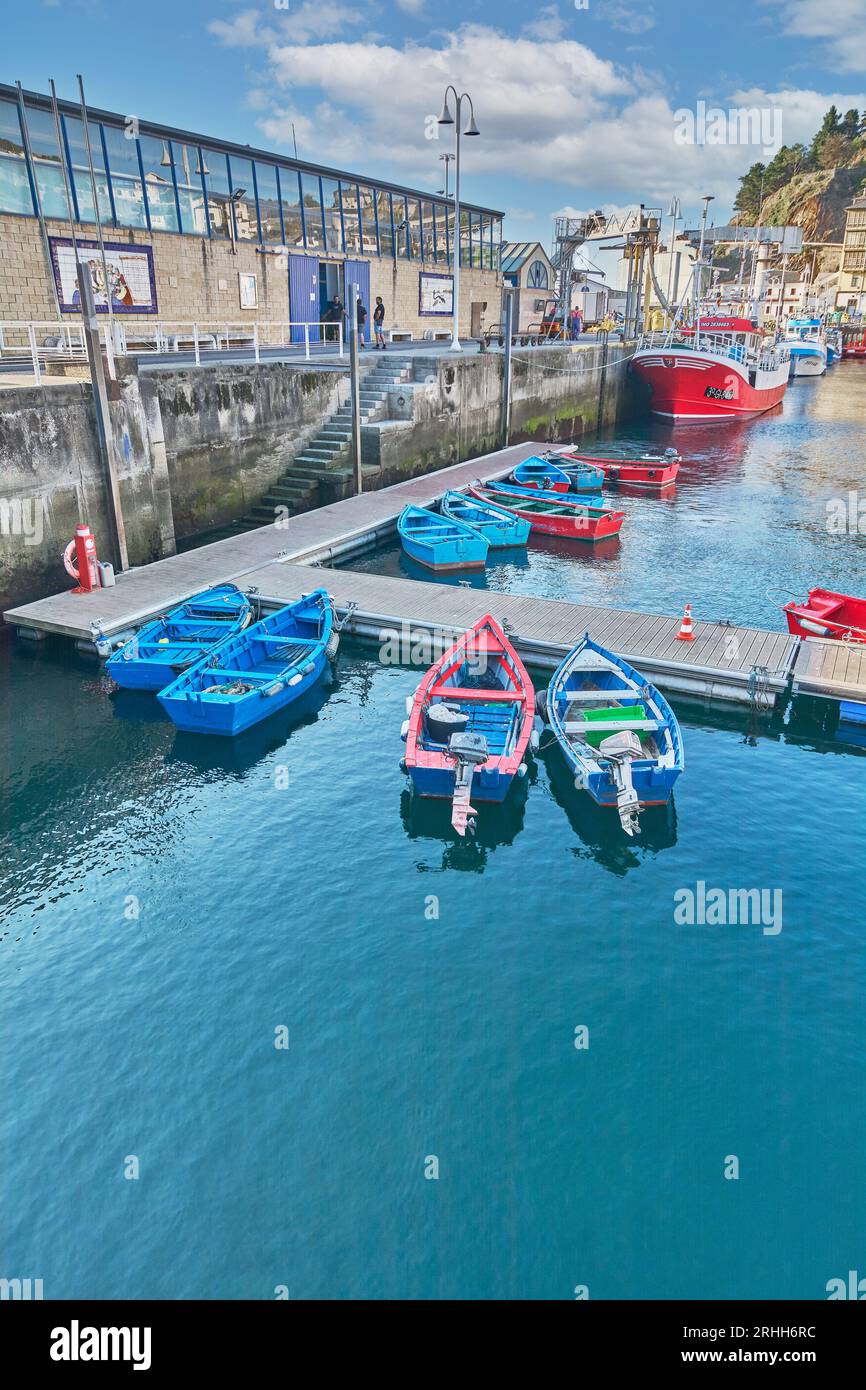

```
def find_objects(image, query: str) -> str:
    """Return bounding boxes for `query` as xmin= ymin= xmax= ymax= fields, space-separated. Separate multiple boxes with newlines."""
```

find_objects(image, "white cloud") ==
xmin=395 ymin=0 xmax=426 ymax=13
xmin=522 ymin=6 xmax=567 ymax=41
xmin=768 ymin=0 xmax=866 ymax=73
xmin=209 ymin=2 xmax=366 ymax=50
xmin=596 ymin=0 xmax=657 ymax=35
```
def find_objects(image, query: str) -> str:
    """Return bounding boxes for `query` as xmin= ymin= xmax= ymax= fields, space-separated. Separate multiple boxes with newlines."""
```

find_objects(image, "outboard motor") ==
xmin=447 ymin=730 xmax=489 ymax=837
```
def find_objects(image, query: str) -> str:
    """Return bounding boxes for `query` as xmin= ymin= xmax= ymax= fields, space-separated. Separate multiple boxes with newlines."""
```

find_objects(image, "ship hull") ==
xmin=630 ymin=350 xmax=788 ymax=421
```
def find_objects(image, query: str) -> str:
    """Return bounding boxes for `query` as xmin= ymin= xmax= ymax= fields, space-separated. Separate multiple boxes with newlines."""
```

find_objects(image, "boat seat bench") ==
xmin=563 ymin=718 xmax=659 ymax=733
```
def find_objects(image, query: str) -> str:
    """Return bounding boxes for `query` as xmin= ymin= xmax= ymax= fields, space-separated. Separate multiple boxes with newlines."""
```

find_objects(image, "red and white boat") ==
xmin=630 ymin=317 xmax=790 ymax=422
xmin=783 ymin=588 xmax=866 ymax=643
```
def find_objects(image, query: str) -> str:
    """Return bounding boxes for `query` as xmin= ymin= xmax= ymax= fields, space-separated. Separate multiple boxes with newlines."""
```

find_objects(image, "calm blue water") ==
xmin=351 ymin=363 xmax=866 ymax=630
xmin=2 ymin=367 xmax=865 ymax=1301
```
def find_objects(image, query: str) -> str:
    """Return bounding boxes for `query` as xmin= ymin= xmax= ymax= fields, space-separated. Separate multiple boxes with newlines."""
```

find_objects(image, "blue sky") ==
xmin=8 ymin=0 xmax=866 ymax=246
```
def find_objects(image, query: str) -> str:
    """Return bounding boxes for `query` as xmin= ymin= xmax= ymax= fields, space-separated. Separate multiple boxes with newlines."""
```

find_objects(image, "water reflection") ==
xmin=165 ymin=679 xmax=334 ymax=777
xmin=541 ymin=745 xmax=678 ymax=875
xmin=399 ymin=776 xmax=529 ymax=869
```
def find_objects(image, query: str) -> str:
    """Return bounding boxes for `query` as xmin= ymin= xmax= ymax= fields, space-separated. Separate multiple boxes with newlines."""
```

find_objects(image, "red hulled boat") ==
xmin=469 ymin=481 xmax=625 ymax=542
xmin=552 ymin=448 xmax=680 ymax=490
xmin=783 ymin=588 xmax=866 ymax=643
xmin=630 ymin=317 xmax=790 ymax=422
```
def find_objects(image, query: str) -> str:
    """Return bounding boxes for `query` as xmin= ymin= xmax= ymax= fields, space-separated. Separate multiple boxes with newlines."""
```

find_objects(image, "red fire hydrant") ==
xmin=63 ymin=524 xmax=101 ymax=593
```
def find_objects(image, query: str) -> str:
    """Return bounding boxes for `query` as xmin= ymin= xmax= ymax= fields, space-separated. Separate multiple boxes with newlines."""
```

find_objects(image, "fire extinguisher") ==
xmin=63 ymin=524 xmax=102 ymax=593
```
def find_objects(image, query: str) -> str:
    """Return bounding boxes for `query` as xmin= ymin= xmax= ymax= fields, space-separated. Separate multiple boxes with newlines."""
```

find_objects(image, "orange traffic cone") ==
xmin=676 ymin=602 xmax=695 ymax=641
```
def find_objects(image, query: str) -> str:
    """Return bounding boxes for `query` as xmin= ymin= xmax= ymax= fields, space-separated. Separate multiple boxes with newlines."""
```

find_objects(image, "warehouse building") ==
xmin=0 ymin=84 xmax=505 ymax=342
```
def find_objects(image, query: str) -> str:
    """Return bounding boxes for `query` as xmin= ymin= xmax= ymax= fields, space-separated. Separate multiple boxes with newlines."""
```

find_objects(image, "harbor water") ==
xmin=1 ymin=366 xmax=865 ymax=1300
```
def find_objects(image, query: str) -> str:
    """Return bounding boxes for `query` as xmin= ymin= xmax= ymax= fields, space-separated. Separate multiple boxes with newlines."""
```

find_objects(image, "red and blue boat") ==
xmin=470 ymin=480 xmax=625 ymax=542
xmin=510 ymin=457 xmax=571 ymax=492
xmin=401 ymin=614 xmax=534 ymax=835
xmin=554 ymin=447 xmax=680 ymax=490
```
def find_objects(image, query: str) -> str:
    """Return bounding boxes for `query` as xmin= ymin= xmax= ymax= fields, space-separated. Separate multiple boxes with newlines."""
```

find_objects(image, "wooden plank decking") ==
xmin=4 ymin=441 xmax=860 ymax=705
xmin=250 ymin=563 xmax=800 ymax=704
xmin=3 ymin=442 xmax=538 ymax=640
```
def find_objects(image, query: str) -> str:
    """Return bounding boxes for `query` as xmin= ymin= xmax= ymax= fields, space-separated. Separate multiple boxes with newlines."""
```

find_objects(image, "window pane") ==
xmin=0 ymin=99 xmax=34 ymax=214
xmin=341 ymin=182 xmax=361 ymax=254
xmin=202 ymin=149 xmax=231 ymax=237
xmin=459 ymin=210 xmax=470 ymax=268
xmin=396 ymin=194 xmax=410 ymax=258
xmin=61 ymin=116 xmax=112 ymax=226
xmin=173 ymin=142 xmax=207 ymax=234
xmin=23 ymin=104 xmax=69 ymax=219
xmin=408 ymin=198 xmax=422 ymax=260
xmin=376 ymin=189 xmax=393 ymax=257
xmin=472 ymin=213 xmax=482 ymax=268
xmin=420 ymin=201 xmax=435 ymax=263
xmin=444 ymin=205 xmax=455 ymax=267
xmin=227 ymin=155 xmax=257 ymax=240
xmin=301 ymin=173 xmax=324 ymax=249
xmin=255 ymin=162 xmax=282 ymax=243
xmin=358 ymin=184 xmax=377 ymax=254
xmin=280 ymin=168 xmax=304 ymax=246
xmin=102 ymin=124 xmax=147 ymax=229
xmin=138 ymin=134 xmax=179 ymax=232
xmin=320 ymin=177 xmax=342 ymax=252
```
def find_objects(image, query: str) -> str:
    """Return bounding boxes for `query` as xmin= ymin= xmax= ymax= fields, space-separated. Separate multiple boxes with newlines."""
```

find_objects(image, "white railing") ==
xmin=0 ymin=318 xmax=345 ymax=384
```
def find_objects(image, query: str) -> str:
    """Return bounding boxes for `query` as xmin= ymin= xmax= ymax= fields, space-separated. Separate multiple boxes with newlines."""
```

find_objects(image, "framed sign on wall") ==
xmin=49 ymin=237 xmax=157 ymax=314
xmin=419 ymin=272 xmax=453 ymax=317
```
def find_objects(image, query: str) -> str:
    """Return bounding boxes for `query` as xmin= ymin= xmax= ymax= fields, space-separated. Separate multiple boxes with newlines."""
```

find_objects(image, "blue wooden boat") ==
xmin=540 ymin=454 xmax=606 ymax=492
xmin=541 ymin=634 xmax=683 ymax=835
xmin=511 ymin=457 xmax=572 ymax=492
xmin=482 ymin=480 xmax=609 ymax=514
xmin=439 ymin=490 xmax=530 ymax=547
xmin=106 ymin=583 xmax=252 ymax=691
xmin=157 ymin=589 xmax=335 ymax=736
xmin=397 ymin=504 xmax=488 ymax=571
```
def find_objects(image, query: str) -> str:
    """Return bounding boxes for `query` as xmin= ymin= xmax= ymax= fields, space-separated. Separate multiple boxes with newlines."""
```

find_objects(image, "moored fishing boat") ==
xmin=540 ymin=634 xmax=684 ymax=835
xmin=469 ymin=480 xmax=625 ymax=541
xmin=510 ymin=457 xmax=571 ymax=492
xmin=781 ymin=317 xmax=827 ymax=377
xmin=401 ymin=614 xmax=534 ymax=835
xmin=440 ymin=490 xmax=530 ymax=547
xmin=553 ymin=446 xmax=680 ymax=490
xmin=631 ymin=316 xmax=790 ymax=420
xmin=398 ymin=504 xmax=488 ymax=571
xmin=157 ymin=589 xmax=335 ymax=736
xmin=540 ymin=452 xmax=606 ymax=492
xmin=783 ymin=587 xmax=866 ymax=642
xmin=106 ymin=583 xmax=252 ymax=691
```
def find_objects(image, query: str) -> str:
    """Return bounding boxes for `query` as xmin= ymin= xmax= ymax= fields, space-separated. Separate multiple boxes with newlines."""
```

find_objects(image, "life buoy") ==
xmin=63 ymin=539 xmax=80 ymax=581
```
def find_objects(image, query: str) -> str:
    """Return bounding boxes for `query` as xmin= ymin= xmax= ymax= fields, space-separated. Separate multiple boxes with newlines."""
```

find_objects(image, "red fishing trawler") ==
xmin=630 ymin=317 xmax=790 ymax=421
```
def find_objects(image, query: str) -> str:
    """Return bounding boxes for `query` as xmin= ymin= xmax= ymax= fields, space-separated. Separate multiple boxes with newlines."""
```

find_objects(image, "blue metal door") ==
xmin=289 ymin=254 xmax=320 ymax=344
xmin=344 ymin=258 xmax=371 ymax=343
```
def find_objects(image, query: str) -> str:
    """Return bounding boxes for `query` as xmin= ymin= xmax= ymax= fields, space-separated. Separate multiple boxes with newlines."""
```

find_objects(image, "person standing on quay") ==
xmin=356 ymin=296 xmax=368 ymax=346
xmin=373 ymin=296 xmax=386 ymax=350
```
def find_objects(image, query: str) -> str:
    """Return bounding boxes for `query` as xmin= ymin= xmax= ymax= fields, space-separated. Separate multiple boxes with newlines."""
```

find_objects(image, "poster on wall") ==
xmin=49 ymin=237 xmax=158 ymax=315
xmin=419 ymin=272 xmax=453 ymax=317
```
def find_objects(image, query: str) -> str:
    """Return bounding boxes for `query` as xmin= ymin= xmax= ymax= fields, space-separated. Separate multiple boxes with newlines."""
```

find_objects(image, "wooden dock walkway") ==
xmin=3 ymin=442 xmax=537 ymax=641
xmin=248 ymin=562 xmax=799 ymax=705
xmin=5 ymin=441 xmax=864 ymax=706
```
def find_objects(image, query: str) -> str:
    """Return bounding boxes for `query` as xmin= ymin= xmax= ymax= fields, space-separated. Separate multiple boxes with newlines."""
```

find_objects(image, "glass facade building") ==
xmin=0 ymin=85 xmax=503 ymax=270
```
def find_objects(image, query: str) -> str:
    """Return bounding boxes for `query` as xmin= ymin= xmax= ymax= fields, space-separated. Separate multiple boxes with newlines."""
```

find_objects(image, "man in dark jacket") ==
xmin=356 ymin=297 xmax=368 ymax=346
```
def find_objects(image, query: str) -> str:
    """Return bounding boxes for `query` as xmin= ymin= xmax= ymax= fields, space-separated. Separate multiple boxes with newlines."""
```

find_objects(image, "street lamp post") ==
xmin=437 ymin=86 xmax=479 ymax=352
xmin=665 ymin=196 xmax=681 ymax=325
